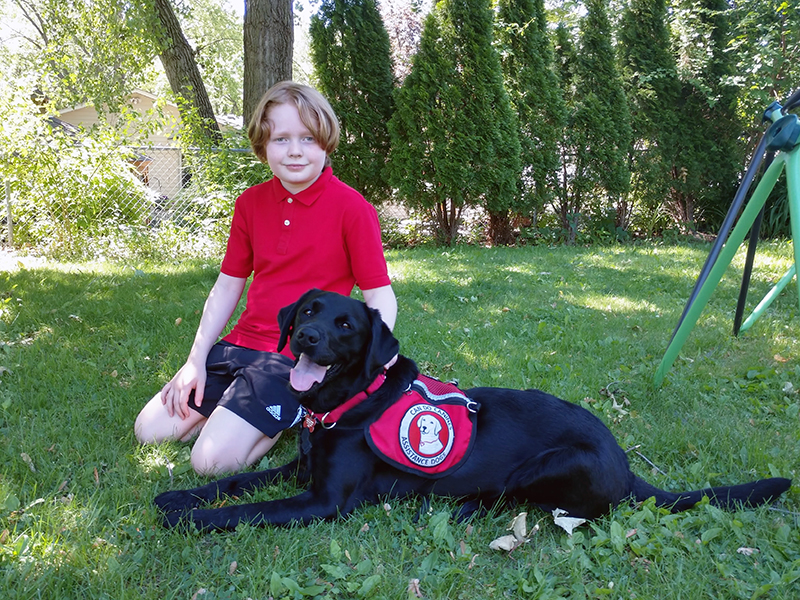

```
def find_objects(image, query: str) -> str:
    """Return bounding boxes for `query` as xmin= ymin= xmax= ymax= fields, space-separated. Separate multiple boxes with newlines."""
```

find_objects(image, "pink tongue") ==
xmin=290 ymin=353 xmax=328 ymax=392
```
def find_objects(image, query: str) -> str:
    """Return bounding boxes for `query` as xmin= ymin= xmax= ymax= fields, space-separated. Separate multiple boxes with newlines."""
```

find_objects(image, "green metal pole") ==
xmin=654 ymin=154 xmax=787 ymax=386
xmin=785 ymin=149 xmax=800 ymax=311
xmin=738 ymin=263 xmax=796 ymax=333
xmin=739 ymin=149 xmax=800 ymax=332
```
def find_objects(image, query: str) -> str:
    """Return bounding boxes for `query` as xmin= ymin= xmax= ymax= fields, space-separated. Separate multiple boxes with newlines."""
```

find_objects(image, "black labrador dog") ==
xmin=155 ymin=289 xmax=791 ymax=531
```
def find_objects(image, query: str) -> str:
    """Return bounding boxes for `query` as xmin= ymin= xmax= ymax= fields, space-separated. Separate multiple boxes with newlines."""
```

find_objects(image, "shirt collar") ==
xmin=273 ymin=167 xmax=332 ymax=206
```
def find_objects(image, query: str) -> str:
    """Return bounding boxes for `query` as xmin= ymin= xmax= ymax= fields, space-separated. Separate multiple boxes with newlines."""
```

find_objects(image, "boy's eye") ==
xmin=302 ymin=136 xmax=315 ymax=143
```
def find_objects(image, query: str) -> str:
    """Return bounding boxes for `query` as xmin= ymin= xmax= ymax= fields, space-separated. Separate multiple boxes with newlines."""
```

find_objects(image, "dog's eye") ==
xmin=341 ymin=321 xmax=352 ymax=330
xmin=303 ymin=309 xmax=313 ymax=316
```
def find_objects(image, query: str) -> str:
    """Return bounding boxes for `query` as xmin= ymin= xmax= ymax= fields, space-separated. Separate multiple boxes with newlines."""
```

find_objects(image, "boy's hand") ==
xmin=161 ymin=358 xmax=207 ymax=419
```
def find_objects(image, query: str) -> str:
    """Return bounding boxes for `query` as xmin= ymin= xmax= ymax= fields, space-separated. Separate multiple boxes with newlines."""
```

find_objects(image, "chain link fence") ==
xmin=2 ymin=142 xmax=429 ymax=258
xmin=1 ymin=133 xmax=501 ymax=261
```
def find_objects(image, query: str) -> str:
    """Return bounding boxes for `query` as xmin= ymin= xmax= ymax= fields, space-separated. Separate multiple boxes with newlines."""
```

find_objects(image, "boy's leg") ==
xmin=190 ymin=406 xmax=281 ymax=475
xmin=135 ymin=391 xmax=208 ymax=444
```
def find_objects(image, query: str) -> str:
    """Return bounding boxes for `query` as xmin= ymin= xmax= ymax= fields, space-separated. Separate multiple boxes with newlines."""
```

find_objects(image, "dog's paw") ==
xmin=154 ymin=489 xmax=200 ymax=513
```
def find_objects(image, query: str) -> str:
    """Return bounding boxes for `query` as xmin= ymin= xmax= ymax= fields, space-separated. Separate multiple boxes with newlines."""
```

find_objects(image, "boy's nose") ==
xmin=288 ymin=139 xmax=302 ymax=155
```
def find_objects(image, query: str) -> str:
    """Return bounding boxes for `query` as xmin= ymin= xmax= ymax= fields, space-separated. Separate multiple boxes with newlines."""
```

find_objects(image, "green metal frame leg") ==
xmin=739 ymin=151 xmax=800 ymax=333
xmin=654 ymin=155 xmax=787 ymax=386
xmin=786 ymin=150 xmax=800 ymax=311
xmin=738 ymin=263 xmax=796 ymax=333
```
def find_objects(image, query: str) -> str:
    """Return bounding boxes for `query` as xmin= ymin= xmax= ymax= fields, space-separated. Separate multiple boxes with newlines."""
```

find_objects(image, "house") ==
xmin=57 ymin=90 xmax=185 ymax=199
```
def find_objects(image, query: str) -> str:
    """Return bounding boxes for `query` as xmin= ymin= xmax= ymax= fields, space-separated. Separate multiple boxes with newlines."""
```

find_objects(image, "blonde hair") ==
xmin=248 ymin=81 xmax=340 ymax=167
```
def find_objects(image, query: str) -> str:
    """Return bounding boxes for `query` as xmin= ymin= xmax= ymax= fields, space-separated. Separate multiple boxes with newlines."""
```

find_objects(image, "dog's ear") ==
xmin=277 ymin=288 xmax=323 ymax=352
xmin=363 ymin=304 xmax=400 ymax=378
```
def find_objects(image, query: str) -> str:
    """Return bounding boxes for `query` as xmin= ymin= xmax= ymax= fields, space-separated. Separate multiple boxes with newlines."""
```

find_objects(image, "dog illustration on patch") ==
xmin=416 ymin=413 xmax=444 ymax=456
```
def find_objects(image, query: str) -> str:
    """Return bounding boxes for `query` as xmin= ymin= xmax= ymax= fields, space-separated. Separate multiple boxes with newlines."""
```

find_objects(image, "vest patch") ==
xmin=265 ymin=404 xmax=282 ymax=420
xmin=365 ymin=375 xmax=479 ymax=478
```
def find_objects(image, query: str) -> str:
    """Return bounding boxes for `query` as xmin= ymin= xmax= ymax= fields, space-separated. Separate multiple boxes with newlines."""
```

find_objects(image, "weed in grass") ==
xmin=1 ymin=242 xmax=799 ymax=599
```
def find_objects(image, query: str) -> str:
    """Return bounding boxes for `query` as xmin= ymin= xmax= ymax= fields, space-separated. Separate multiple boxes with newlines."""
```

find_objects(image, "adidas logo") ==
xmin=266 ymin=405 xmax=282 ymax=420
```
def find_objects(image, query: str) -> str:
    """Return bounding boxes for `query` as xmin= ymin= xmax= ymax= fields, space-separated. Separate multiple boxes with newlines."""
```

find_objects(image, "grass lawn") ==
xmin=1 ymin=241 xmax=799 ymax=599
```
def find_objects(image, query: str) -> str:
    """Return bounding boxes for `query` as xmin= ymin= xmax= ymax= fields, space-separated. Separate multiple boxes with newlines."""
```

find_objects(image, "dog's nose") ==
xmin=296 ymin=327 xmax=320 ymax=346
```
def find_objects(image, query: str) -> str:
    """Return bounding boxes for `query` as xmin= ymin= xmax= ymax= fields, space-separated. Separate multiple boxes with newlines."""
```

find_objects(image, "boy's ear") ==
xmin=277 ymin=288 xmax=324 ymax=352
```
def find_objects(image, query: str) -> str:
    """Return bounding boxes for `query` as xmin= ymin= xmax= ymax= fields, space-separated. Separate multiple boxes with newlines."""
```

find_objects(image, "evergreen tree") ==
xmin=388 ymin=13 xmax=467 ymax=245
xmin=310 ymin=0 xmax=396 ymax=204
xmin=671 ymin=0 xmax=742 ymax=231
xmin=389 ymin=0 xmax=521 ymax=245
xmin=495 ymin=0 xmax=565 ymax=228
xmin=439 ymin=0 xmax=522 ymax=245
xmin=617 ymin=0 xmax=680 ymax=233
xmin=552 ymin=24 xmax=580 ymax=235
xmin=570 ymin=0 xmax=632 ymax=241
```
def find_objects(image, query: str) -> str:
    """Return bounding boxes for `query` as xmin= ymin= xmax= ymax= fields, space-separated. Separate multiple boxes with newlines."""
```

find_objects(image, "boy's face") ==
xmin=266 ymin=102 xmax=327 ymax=194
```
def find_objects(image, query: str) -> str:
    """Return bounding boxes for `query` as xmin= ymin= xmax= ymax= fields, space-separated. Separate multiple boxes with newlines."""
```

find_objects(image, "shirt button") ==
xmin=284 ymin=219 xmax=290 ymax=226
xmin=288 ymin=198 xmax=293 ymax=203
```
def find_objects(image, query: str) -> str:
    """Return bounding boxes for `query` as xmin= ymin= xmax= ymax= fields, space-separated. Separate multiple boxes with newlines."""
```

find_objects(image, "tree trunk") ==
xmin=152 ymin=0 xmax=221 ymax=144
xmin=488 ymin=210 xmax=514 ymax=246
xmin=243 ymin=0 xmax=294 ymax=126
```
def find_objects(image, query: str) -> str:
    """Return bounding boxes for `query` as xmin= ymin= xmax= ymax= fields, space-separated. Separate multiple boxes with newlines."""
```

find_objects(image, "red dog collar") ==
xmin=302 ymin=372 xmax=387 ymax=432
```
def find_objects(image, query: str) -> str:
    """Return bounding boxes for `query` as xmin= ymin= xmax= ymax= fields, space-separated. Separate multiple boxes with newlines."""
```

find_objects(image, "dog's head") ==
xmin=277 ymin=289 xmax=399 ymax=412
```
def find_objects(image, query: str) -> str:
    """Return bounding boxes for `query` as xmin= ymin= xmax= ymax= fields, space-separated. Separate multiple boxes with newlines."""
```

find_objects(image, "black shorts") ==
xmin=189 ymin=341 xmax=303 ymax=438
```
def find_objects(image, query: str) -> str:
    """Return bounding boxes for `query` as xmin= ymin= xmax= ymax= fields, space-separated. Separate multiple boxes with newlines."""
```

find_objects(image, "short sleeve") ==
xmin=220 ymin=195 xmax=255 ymax=278
xmin=344 ymin=201 xmax=391 ymax=291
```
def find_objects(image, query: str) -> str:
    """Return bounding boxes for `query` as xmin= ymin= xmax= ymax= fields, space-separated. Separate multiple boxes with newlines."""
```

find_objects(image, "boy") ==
xmin=135 ymin=82 xmax=396 ymax=475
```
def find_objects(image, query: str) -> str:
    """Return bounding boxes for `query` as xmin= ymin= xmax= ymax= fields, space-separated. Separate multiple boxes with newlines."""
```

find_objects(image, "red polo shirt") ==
xmin=220 ymin=167 xmax=390 ymax=355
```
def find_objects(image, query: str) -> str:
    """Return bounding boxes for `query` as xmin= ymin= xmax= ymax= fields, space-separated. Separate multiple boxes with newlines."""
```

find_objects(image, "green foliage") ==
xmin=495 ymin=0 xmax=565 ymax=224
xmin=0 ymin=65 xmax=260 ymax=261
xmin=174 ymin=0 xmax=244 ymax=117
xmin=558 ymin=0 xmax=632 ymax=243
xmin=388 ymin=13 xmax=470 ymax=246
xmin=670 ymin=0 xmax=744 ymax=231
xmin=0 ymin=78 xmax=149 ymax=255
xmin=2 ymin=0 xmax=157 ymax=111
xmin=617 ymin=0 xmax=681 ymax=232
xmin=729 ymin=0 xmax=800 ymax=133
xmin=310 ymin=0 xmax=396 ymax=204
xmin=389 ymin=0 xmax=521 ymax=245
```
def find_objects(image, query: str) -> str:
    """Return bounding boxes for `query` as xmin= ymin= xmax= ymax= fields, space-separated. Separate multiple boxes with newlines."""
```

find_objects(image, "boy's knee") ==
xmin=134 ymin=412 xmax=160 ymax=445
xmin=191 ymin=444 xmax=241 ymax=477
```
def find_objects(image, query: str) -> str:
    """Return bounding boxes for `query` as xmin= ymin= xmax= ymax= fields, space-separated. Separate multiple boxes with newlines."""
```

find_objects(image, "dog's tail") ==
xmin=632 ymin=476 xmax=791 ymax=512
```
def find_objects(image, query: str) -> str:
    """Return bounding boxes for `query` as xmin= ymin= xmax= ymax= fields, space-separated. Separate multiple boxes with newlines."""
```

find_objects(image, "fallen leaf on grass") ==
xmin=552 ymin=508 xmax=586 ymax=536
xmin=175 ymin=317 xmax=183 ymax=326
xmin=20 ymin=453 xmax=35 ymax=472
xmin=360 ymin=522 xmax=369 ymax=533
xmin=407 ymin=578 xmax=422 ymax=598
xmin=228 ymin=561 xmax=237 ymax=575
xmin=94 ymin=467 xmax=99 ymax=485
xmin=489 ymin=512 xmax=537 ymax=552
xmin=737 ymin=547 xmax=758 ymax=556
xmin=489 ymin=534 xmax=523 ymax=552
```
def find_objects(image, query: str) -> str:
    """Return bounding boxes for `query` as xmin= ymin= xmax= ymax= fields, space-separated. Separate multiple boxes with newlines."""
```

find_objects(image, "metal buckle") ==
xmin=320 ymin=412 xmax=337 ymax=429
